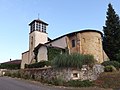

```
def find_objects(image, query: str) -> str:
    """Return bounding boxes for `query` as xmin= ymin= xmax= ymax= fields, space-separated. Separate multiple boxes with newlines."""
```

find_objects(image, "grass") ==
xmin=66 ymin=80 xmax=93 ymax=87
xmin=52 ymin=53 xmax=95 ymax=69
xmin=94 ymin=71 xmax=120 ymax=89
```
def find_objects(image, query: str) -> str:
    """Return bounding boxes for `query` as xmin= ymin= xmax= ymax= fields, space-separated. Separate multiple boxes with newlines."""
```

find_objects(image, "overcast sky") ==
xmin=0 ymin=0 xmax=120 ymax=63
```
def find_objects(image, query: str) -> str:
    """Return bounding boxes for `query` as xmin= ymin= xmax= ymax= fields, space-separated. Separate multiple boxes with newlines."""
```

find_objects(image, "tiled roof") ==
xmin=1 ymin=60 xmax=21 ymax=64
xmin=29 ymin=19 xmax=48 ymax=25
xmin=46 ymin=29 xmax=103 ymax=44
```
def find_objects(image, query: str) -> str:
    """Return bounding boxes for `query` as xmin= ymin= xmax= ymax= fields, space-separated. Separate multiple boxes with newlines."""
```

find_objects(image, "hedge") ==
xmin=101 ymin=61 xmax=120 ymax=70
xmin=0 ymin=63 xmax=20 ymax=69
xmin=25 ymin=61 xmax=51 ymax=68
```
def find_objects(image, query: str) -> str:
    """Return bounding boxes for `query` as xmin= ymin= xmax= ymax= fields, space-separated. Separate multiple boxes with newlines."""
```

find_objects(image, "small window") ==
xmin=72 ymin=72 xmax=79 ymax=80
xmin=30 ymin=26 xmax=32 ymax=32
xmin=98 ymin=38 xmax=100 ymax=44
xmin=36 ymin=23 xmax=38 ymax=30
xmin=38 ymin=24 xmax=41 ymax=31
xmin=83 ymin=38 xmax=85 ymax=43
xmin=42 ymin=24 xmax=44 ymax=31
xmin=42 ymin=24 xmax=46 ymax=33
xmin=72 ymin=39 xmax=75 ymax=47
xmin=32 ymin=23 xmax=35 ymax=31
xmin=31 ymin=37 xmax=33 ymax=49
xmin=73 ymin=73 xmax=78 ymax=77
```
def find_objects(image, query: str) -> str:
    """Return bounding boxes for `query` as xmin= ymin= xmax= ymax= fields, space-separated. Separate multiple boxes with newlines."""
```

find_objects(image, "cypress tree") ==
xmin=103 ymin=3 xmax=120 ymax=62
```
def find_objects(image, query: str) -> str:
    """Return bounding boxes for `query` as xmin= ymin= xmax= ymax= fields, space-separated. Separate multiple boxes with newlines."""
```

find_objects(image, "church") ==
xmin=21 ymin=19 xmax=108 ymax=69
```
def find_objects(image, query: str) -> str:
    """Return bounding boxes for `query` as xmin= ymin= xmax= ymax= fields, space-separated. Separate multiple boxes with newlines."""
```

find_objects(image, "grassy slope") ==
xmin=94 ymin=71 xmax=120 ymax=89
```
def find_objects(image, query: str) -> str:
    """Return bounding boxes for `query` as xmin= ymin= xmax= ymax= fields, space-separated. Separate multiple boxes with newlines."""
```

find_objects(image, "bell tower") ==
xmin=29 ymin=19 xmax=48 ymax=63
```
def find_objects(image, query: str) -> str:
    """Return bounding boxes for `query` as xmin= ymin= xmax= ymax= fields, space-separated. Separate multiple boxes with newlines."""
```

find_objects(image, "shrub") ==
xmin=25 ymin=61 xmax=51 ymax=68
xmin=0 ymin=63 xmax=20 ymax=69
xmin=4 ymin=71 xmax=11 ymax=77
xmin=102 ymin=61 xmax=120 ymax=70
xmin=47 ymin=77 xmax=65 ymax=86
xmin=82 ymin=54 xmax=95 ymax=68
xmin=104 ymin=65 xmax=117 ymax=72
xmin=47 ymin=46 xmax=65 ymax=61
xmin=13 ymin=71 xmax=21 ymax=78
xmin=4 ymin=70 xmax=21 ymax=78
xmin=23 ymin=73 xmax=31 ymax=79
xmin=66 ymin=80 xmax=93 ymax=87
xmin=51 ymin=53 xmax=95 ymax=69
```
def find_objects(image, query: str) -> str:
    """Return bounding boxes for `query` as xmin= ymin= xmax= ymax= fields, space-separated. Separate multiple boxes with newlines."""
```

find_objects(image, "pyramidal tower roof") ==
xmin=29 ymin=19 xmax=48 ymax=26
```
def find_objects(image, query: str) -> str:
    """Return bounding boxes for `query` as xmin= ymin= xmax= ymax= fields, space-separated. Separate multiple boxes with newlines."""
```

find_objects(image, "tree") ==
xmin=103 ymin=3 xmax=120 ymax=62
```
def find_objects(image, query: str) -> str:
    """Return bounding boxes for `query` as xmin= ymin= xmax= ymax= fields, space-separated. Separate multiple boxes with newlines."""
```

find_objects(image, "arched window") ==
xmin=31 ymin=37 xmax=33 ymax=49
xmin=72 ymin=39 xmax=75 ymax=47
xmin=83 ymin=38 xmax=85 ymax=43
xmin=98 ymin=38 xmax=100 ymax=44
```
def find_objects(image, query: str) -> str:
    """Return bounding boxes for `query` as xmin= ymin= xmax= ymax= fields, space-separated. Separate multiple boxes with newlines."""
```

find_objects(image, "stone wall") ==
xmin=21 ymin=51 xmax=29 ymax=69
xmin=0 ymin=69 xmax=7 ymax=76
xmin=37 ymin=46 xmax=48 ymax=62
xmin=80 ymin=31 xmax=103 ymax=63
xmin=66 ymin=31 xmax=106 ymax=63
xmin=18 ymin=64 xmax=104 ymax=81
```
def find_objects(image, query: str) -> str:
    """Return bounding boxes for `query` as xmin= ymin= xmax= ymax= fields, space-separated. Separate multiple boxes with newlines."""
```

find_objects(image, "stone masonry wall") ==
xmin=67 ymin=31 xmax=104 ymax=63
xmin=80 ymin=32 xmax=103 ymax=63
xmin=18 ymin=64 xmax=104 ymax=81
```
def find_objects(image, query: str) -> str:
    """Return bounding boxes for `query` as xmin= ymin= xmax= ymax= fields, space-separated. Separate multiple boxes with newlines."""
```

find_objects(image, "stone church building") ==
xmin=21 ymin=19 xmax=108 ymax=69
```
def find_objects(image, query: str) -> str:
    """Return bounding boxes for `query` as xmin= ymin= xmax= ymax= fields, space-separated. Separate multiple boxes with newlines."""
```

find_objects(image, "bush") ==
xmin=25 ymin=61 xmax=51 ymax=68
xmin=102 ymin=61 xmax=120 ymax=70
xmin=66 ymin=80 xmax=93 ymax=87
xmin=47 ymin=46 xmax=65 ymax=61
xmin=104 ymin=65 xmax=117 ymax=72
xmin=51 ymin=53 xmax=95 ymax=69
xmin=47 ymin=77 xmax=65 ymax=86
xmin=4 ymin=71 xmax=12 ymax=77
xmin=82 ymin=54 xmax=95 ymax=68
xmin=4 ymin=70 xmax=21 ymax=78
xmin=23 ymin=73 xmax=31 ymax=79
xmin=0 ymin=63 xmax=20 ymax=69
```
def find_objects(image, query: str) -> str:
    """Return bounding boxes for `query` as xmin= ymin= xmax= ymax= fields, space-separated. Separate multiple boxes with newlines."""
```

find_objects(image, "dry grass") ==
xmin=94 ymin=71 xmax=120 ymax=89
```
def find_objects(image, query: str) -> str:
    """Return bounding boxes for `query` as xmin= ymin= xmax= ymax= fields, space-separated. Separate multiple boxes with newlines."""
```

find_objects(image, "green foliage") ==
xmin=103 ymin=3 xmax=120 ymax=62
xmin=0 ymin=63 xmax=20 ymax=70
xmin=116 ymin=50 xmax=120 ymax=62
xmin=52 ymin=53 xmax=95 ymax=69
xmin=4 ymin=70 xmax=21 ymax=78
xmin=66 ymin=80 xmax=93 ymax=87
xmin=34 ymin=49 xmax=38 ymax=62
xmin=47 ymin=46 xmax=66 ymax=61
xmin=82 ymin=54 xmax=95 ymax=67
xmin=4 ymin=71 xmax=12 ymax=77
xmin=104 ymin=65 xmax=116 ymax=72
xmin=101 ymin=61 xmax=120 ymax=70
xmin=25 ymin=61 xmax=51 ymax=68
xmin=46 ymin=78 xmax=93 ymax=87
xmin=4 ymin=70 xmax=32 ymax=80
xmin=22 ymin=73 xmax=31 ymax=79
xmin=47 ymin=77 xmax=65 ymax=86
